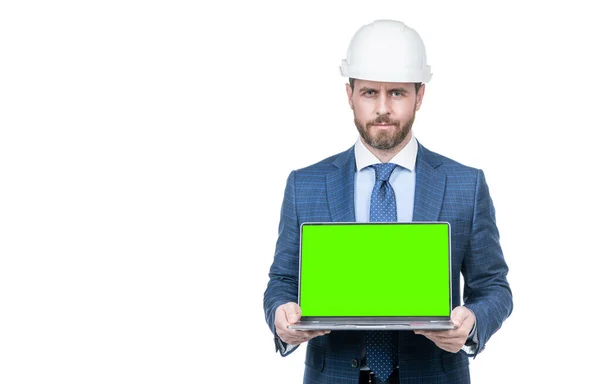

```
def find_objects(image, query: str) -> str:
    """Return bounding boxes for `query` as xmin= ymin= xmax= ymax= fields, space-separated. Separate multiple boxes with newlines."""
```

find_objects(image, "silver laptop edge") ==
xmin=289 ymin=221 xmax=454 ymax=331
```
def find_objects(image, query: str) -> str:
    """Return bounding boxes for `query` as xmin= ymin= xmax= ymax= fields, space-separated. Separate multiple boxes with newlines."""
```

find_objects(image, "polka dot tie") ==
xmin=369 ymin=163 xmax=398 ymax=223
xmin=366 ymin=163 xmax=398 ymax=382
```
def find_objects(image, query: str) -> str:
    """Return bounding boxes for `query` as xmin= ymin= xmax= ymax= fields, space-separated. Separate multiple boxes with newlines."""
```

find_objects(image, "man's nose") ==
xmin=376 ymin=93 xmax=391 ymax=115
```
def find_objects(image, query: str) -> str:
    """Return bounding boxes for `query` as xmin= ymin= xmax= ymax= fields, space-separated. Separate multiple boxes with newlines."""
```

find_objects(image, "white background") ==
xmin=1 ymin=1 xmax=599 ymax=383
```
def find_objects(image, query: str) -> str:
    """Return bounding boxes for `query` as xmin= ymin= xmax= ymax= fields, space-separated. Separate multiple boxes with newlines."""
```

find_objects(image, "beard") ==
xmin=354 ymin=111 xmax=416 ymax=151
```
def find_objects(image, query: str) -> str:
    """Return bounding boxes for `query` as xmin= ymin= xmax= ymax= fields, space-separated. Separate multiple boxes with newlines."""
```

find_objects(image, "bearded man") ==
xmin=264 ymin=19 xmax=512 ymax=384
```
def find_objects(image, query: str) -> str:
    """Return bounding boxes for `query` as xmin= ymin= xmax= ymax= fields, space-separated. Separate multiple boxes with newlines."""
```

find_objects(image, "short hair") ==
xmin=349 ymin=78 xmax=422 ymax=93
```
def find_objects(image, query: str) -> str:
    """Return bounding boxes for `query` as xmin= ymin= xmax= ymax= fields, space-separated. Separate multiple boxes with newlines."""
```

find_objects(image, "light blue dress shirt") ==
xmin=354 ymin=134 xmax=417 ymax=222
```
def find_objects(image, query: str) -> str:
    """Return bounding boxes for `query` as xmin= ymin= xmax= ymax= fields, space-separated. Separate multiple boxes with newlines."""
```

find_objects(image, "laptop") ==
xmin=288 ymin=222 xmax=455 ymax=330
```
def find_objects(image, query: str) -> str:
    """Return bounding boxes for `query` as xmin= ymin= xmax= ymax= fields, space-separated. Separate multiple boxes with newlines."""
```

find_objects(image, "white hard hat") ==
xmin=340 ymin=19 xmax=432 ymax=83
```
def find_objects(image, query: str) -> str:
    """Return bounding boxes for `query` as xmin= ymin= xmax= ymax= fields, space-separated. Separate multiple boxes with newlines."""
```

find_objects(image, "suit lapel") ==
xmin=324 ymin=143 xmax=445 ymax=222
xmin=326 ymin=147 xmax=356 ymax=222
xmin=413 ymin=143 xmax=446 ymax=222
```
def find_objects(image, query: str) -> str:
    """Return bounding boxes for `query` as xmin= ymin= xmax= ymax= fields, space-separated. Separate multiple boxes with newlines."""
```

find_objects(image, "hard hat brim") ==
xmin=340 ymin=60 xmax=432 ymax=83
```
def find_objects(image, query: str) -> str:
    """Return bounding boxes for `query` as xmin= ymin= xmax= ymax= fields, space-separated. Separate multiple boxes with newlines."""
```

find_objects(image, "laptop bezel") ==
xmin=296 ymin=221 xmax=453 ymax=322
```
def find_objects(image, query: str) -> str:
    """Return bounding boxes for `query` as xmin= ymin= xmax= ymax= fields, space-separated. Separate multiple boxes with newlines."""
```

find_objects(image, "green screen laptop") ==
xmin=288 ymin=222 xmax=455 ymax=330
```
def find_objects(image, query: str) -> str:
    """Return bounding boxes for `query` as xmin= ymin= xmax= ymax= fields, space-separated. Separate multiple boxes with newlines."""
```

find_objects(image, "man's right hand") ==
xmin=275 ymin=302 xmax=330 ymax=345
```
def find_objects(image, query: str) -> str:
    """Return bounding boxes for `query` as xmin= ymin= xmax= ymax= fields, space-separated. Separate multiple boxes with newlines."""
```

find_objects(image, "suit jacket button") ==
xmin=351 ymin=359 xmax=359 ymax=368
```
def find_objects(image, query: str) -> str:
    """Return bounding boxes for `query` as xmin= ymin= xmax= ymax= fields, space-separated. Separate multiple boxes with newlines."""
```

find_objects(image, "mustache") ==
xmin=366 ymin=116 xmax=400 ymax=127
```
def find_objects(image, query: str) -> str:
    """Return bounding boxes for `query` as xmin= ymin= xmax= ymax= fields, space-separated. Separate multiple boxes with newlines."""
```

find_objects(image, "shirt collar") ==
xmin=354 ymin=132 xmax=418 ymax=172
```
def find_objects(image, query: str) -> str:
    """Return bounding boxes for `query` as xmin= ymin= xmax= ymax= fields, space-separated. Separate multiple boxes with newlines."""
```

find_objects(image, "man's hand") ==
xmin=275 ymin=302 xmax=330 ymax=345
xmin=414 ymin=306 xmax=476 ymax=353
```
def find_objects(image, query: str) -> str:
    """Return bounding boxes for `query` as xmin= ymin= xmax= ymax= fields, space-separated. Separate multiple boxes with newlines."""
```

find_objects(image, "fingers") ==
xmin=414 ymin=317 xmax=473 ymax=353
xmin=414 ymin=322 xmax=470 ymax=340
xmin=282 ymin=302 xmax=302 ymax=324
xmin=274 ymin=302 xmax=301 ymax=333
xmin=277 ymin=327 xmax=330 ymax=345
xmin=285 ymin=329 xmax=331 ymax=345
xmin=450 ymin=306 xmax=475 ymax=329
xmin=414 ymin=330 xmax=454 ymax=339
xmin=450 ymin=307 xmax=468 ymax=324
xmin=414 ymin=330 xmax=464 ymax=353
xmin=274 ymin=302 xmax=330 ymax=345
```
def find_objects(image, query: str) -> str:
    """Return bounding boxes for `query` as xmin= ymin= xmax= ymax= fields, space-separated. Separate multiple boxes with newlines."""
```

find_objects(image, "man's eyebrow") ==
xmin=358 ymin=87 xmax=376 ymax=93
xmin=389 ymin=88 xmax=409 ymax=93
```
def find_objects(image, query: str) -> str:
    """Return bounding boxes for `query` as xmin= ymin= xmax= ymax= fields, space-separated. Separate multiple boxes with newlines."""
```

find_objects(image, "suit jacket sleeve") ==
xmin=263 ymin=171 xmax=301 ymax=356
xmin=463 ymin=169 xmax=513 ymax=357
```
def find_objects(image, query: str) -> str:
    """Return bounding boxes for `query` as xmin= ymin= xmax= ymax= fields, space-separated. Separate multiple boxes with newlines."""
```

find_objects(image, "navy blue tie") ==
xmin=366 ymin=163 xmax=398 ymax=382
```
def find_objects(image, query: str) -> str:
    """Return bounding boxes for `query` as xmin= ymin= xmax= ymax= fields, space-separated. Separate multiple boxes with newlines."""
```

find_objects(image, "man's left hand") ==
xmin=414 ymin=306 xmax=475 ymax=353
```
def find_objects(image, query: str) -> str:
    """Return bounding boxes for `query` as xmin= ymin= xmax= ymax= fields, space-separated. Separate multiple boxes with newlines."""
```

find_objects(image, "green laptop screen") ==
xmin=299 ymin=222 xmax=450 ymax=317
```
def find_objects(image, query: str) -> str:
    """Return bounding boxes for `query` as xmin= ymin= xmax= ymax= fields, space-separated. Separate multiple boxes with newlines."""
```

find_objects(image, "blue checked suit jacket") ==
xmin=264 ymin=142 xmax=513 ymax=384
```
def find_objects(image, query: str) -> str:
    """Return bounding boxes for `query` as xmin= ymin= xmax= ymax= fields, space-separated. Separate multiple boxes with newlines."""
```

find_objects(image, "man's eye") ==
xmin=392 ymin=91 xmax=404 ymax=97
xmin=365 ymin=90 xmax=375 ymax=96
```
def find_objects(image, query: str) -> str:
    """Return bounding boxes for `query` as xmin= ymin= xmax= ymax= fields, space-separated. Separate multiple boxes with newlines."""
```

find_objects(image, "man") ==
xmin=263 ymin=19 xmax=512 ymax=384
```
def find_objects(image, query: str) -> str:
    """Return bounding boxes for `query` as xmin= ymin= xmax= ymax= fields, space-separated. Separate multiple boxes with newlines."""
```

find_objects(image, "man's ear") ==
xmin=346 ymin=83 xmax=354 ymax=110
xmin=415 ymin=84 xmax=425 ymax=111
